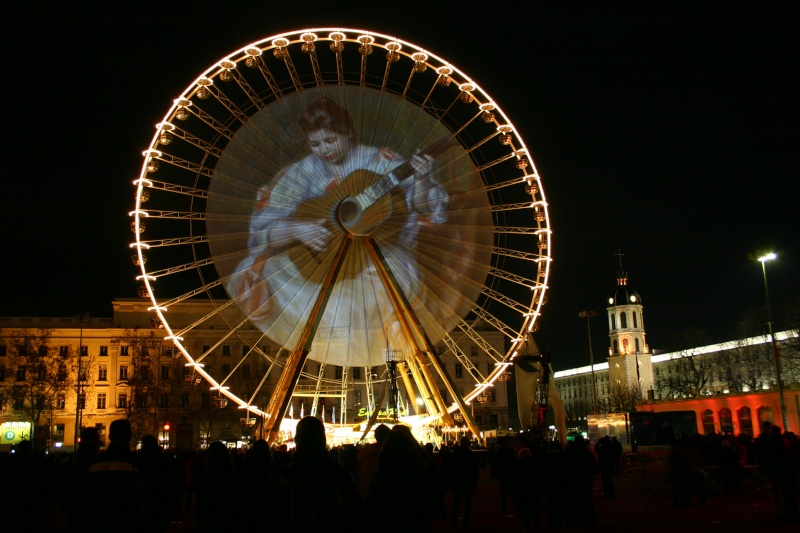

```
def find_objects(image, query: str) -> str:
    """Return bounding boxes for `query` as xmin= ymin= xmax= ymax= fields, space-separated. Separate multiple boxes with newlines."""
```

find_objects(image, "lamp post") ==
xmin=756 ymin=253 xmax=789 ymax=432
xmin=579 ymin=310 xmax=598 ymax=414
xmin=73 ymin=313 xmax=87 ymax=449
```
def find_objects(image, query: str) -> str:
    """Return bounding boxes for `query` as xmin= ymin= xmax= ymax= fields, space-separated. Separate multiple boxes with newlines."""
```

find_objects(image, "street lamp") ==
xmin=579 ymin=310 xmax=598 ymax=414
xmin=755 ymin=252 xmax=789 ymax=432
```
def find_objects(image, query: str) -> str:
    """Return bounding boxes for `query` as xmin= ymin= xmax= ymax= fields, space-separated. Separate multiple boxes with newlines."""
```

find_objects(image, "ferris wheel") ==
xmin=129 ymin=28 xmax=551 ymax=442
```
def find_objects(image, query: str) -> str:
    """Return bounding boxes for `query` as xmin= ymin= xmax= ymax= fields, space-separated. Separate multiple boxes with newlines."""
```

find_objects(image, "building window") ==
xmin=201 ymin=393 xmax=210 ymax=408
xmin=79 ymin=346 xmax=89 ymax=356
xmin=59 ymin=346 xmax=70 ymax=356
xmin=0 ymin=345 xmax=5 ymax=356
xmin=99 ymin=346 xmax=109 ymax=356
xmin=242 ymin=365 xmax=251 ymax=380
xmin=635 ymin=338 xmax=640 ymax=353
xmin=136 ymin=395 xmax=148 ymax=409
xmin=120 ymin=346 xmax=129 ymax=356
xmin=180 ymin=393 xmax=190 ymax=409
xmin=354 ymin=390 xmax=362 ymax=405
xmin=98 ymin=365 xmax=108 ymax=381
xmin=222 ymin=345 xmax=231 ymax=356
xmin=242 ymin=345 xmax=250 ymax=357
xmin=620 ymin=312 xmax=628 ymax=329
xmin=455 ymin=364 xmax=463 ymax=378
xmin=437 ymin=345 xmax=444 ymax=355
xmin=335 ymin=366 xmax=343 ymax=379
xmin=352 ymin=367 xmax=361 ymax=380
xmin=159 ymin=394 xmax=169 ymax=408
xmin=56 ymin=394 xmax=66 ymax=410
xmin=160 ymin=365 xmax=170 ymax=381
xmin=471 ymin=346 xmax=478 ymax=356
xmin=54 ymin=423 xmax=65 ymax=437
xmin=78 ymin=393 xmax=86 ymax=410
xmin=0 ymin=364 xmax=5 ymax=381
xmin=202 ymin=345 xmax=210 ymax=355
xmin=118 ymin=394 xmax=127 ymax=409
xmin=633 ymin=312 xmax=638 ymax=329
xmin=221 ymin=364 xmax=231 ymax=376
xmin=16 ymin=366 xmax=27 ymax=381
xmin=262 ymin=344 xmax=271 ymax=356
xmin=119 ymin=365 xmax=129 ymax=381
xmin=97 ymin=393 xmax=107 ymax=410
xmin=611 ymin=314 xmax=616 ymax=330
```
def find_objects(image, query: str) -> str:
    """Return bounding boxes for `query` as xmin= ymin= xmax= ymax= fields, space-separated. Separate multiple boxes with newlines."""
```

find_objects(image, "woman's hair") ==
xmin=299 ymin=97 xmax=355 ymax=139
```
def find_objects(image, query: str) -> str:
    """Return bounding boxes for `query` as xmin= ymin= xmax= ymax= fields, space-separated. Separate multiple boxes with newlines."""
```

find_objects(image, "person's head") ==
xmin=374 ymin=424 xmax=391 ymax=446
xmin=79 ymin=426 xmax=101 ymax=448
xmin=295 ymin=416 xmax=327 ymax=453
xmin=109 ymin=419 xmax=132 ymax=444
xmin=299 ymin=97 xmax=355 ymax=165
xmin=140 ymin=434 xmax=160 ymax=453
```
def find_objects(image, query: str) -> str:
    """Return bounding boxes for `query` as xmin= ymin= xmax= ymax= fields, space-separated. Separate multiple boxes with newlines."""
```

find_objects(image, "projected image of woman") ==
xmin=226 ymin=96 xmax=450 ymax=357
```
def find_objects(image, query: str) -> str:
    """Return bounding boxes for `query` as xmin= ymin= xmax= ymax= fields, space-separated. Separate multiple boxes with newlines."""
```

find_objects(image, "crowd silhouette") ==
xmin=0 ymin=416 xmax=798 ymax=531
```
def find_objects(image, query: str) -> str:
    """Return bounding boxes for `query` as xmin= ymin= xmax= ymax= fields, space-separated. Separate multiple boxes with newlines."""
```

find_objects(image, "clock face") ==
xmin=608 ymin=297 xmax=614 ymax=304
xmin=630 ymin=295 xmax=637 ymax=302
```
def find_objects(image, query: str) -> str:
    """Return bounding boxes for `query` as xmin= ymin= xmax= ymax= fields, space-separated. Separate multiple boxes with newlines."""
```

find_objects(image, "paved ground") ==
xmin=425 ymin=460 xmax=798 ymax=532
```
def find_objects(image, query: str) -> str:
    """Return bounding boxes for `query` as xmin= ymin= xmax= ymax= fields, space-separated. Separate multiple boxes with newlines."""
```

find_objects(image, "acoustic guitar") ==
xmin=287 ymin=136 xmax=458 ymax=275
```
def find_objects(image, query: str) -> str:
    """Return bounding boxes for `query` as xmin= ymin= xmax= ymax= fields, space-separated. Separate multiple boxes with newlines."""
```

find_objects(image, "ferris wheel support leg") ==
xmin=262 ymin=235 xmax=353 ymax=445
xmin=364 ymin=238 xmax=476 ymax=434
xmin=398 ymin=362 xmax=420 ymax=415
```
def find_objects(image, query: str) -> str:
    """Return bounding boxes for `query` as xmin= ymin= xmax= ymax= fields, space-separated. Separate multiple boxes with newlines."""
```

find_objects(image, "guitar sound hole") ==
xmin=338 ymin=197 xmax=361 ymax=230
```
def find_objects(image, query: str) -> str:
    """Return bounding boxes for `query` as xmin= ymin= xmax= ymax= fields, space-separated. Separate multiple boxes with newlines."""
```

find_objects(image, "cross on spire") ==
xmin=615 ymin=249 xmax=629 ymax=286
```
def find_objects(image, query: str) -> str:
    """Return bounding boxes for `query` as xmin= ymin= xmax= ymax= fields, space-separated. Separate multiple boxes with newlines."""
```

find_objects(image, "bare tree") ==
xmin=112 ymin=329 xmax=163 ymax=439
xmin=717 ymin=312 xmax=773 ymax=393
xmin=603 ymin=382 xmax=643 ymax=413
xmin=565 ymin=397 xmax=593 ymax=429
xmin=655 ymin=329 xmax=715 ymax=399
xmin=4 ymin=329 xmax=75 ymax=446
xmin=775 ymin=294 xmax=800 ymax=384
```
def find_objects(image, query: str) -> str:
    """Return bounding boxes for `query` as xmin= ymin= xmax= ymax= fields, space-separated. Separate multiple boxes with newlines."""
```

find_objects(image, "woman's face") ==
xmin=307 ymin=128 xmax=351 ymax=165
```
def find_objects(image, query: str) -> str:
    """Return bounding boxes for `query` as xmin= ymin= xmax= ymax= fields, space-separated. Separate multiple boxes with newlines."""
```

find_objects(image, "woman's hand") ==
xmin=268 ymin=218 xmax=333 ymax=253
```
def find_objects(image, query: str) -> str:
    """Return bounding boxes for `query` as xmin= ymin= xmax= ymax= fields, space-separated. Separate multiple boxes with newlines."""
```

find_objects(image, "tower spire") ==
xmin=615 ymin=249 xmax=628 ymax=286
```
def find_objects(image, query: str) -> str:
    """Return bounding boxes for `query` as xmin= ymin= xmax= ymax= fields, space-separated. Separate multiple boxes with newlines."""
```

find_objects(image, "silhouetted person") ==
xmin=764 ymin=425 xmax=800 ymax=523
xmin=367 ymin=425 xmax=441 ymax=531
xmin=511 ymin=446 xmax=542 ymax=531
xmin=138 ymin=434 xmax=182 ymax=531
xmin=355 ymin=423 xmax=390 ymax=499
xmin=271 ymin=416 xmax=363 ymax=531
xmin=195 ymin=441 xmax=240 ymax=531
xmin=489 ymin=437 xmax=515 ymax=516
xmin=595 ymin=435 xmax=616 ymax=498
xmin=240 ymin=439 xmax=273 ymax=526
xmin=562 ymin=435 xmax=597 ymax=526
xmin=80 ymin=419 xmax=143 ymax=532
xmin=62 ymin=427 xmax=101 ymax=531
xmin=610 ymin=436 xmax=624 ymax=475
xmin=6 ymin=439 xmax=54 ymax=530
xmin=449 ymin=437 xmax=480 ymax=530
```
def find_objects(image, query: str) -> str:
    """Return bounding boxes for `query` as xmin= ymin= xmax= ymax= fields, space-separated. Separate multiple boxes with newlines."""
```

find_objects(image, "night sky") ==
xmin=2 ymin=2 xmax=798 ymax=370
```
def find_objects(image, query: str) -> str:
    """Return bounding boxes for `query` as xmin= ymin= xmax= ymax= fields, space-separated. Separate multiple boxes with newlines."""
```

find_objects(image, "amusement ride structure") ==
xmin=129 ymin=28 xmax=552 ymax=444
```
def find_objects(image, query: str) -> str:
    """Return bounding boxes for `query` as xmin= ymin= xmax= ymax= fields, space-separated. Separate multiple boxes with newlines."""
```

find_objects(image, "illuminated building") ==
xmin=0 ymin=299 xmax=509 ymax=451
xmin=554 ymin=265 xmax=799 ymax=436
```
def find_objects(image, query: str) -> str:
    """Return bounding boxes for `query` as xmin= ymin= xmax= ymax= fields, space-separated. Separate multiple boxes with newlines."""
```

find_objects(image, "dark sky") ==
xmin=2 ymin=1 xmax=798 ymax=370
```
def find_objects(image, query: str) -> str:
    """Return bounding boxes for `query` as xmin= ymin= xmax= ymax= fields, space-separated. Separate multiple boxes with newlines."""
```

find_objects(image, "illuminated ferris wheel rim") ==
xmin=129 ymin=27 xmax=552 ymax=421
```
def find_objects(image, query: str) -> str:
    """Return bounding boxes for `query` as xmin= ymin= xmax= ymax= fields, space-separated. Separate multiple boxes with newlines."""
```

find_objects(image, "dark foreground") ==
xmin=118 ymin=459 xmax=793 ymax=532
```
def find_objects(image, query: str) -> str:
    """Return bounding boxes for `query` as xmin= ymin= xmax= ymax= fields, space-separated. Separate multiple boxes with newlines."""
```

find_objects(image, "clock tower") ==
xmin=606 ymin=253 xmax=653 ymax=399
